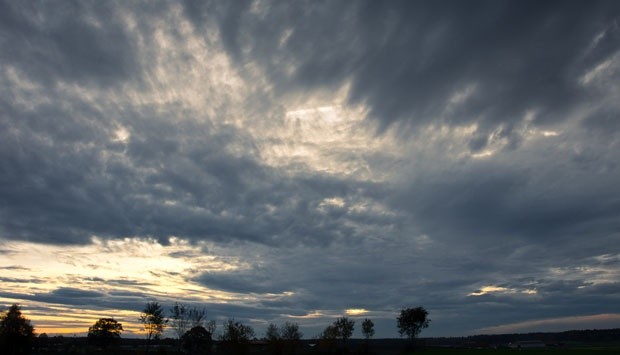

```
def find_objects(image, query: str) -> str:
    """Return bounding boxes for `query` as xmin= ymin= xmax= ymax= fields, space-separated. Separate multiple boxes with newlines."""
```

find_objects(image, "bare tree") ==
xmin=139 ymin=302 xmax=167 ymax=353
xmin=188 ymin=306 xmax=207 ymax=328
xmin=170 ymin=302 xmax=190 ymax=343
xmin=170 ymin=303 xmax=214 ymax=349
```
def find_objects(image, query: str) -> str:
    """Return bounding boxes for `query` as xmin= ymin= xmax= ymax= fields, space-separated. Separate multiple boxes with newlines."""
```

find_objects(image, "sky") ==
xmin=1 ymin=0 xmax=620 ymax=339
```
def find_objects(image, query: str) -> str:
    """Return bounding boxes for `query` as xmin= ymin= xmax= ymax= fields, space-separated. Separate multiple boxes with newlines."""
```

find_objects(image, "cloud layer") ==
xmin=1 ymin=0 xmax=619 ymax=337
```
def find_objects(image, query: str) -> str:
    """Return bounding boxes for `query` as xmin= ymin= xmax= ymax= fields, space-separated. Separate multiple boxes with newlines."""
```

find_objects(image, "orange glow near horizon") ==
xmin=0 ymin=237 xmax=294 ymax=335
xmin=0 ymin=300 xmax=146 ymax=336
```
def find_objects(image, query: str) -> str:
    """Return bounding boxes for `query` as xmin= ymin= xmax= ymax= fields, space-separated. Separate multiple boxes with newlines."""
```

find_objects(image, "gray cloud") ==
xmin=195 ymin=269 xmax=291 ymax=294
xmin=0 ymin=1 xmax=139 ymax=88
xmin=0 ymin=277 xmax=43 ymax=284
xmin=0 ymin=90 xmax=387 ymax=245
xmin=0 ymin=265 xmax=30 ymax=271
xmin=0 ymin=288 xmax=105 ymax=308
xmin=391 ymin=146 xmax=620 ymax=247
xmin=197 ymin=0 xmax=620 ymax=148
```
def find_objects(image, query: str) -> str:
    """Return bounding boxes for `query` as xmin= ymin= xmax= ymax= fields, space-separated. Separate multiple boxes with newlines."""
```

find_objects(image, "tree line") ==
xmin=0 ymin=302 xmax=430 ymax=354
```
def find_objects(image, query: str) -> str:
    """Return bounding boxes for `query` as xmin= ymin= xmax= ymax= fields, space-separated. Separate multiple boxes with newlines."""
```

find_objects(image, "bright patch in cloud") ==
xmin=345 ymin=308 xmax=369 ymax=316
xmin=318 ymin=197 xmax=346 ymax=211
xmin=580 ymin=53 xmax=619 ymax=85
xmin=469 ymin=286 xmax=538 ymax=297
xmin=541 ymin=130 xmax=559 ymax=137
xmin=113 ymin=125 xmax=131 ymax=143
xmin=471 ymin=150 xmax=495 ymax=159
xmin=470 ymin=286 xmax=510 ymax=296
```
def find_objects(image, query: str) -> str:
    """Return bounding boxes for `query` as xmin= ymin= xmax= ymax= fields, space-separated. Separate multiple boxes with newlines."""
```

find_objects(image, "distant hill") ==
xmin=421 ymin=328 xmax=620 ymax=348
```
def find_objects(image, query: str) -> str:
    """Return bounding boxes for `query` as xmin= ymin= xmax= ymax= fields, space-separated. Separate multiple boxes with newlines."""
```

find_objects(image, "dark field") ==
xmin=413 ymin=349 xmax=620 ymax=355
xmin=27 ymin=347 xmax=620 ymax=355
xmin=26 ymin=344 xmax=620 ymax=355
xmin=25 ymin=329 xmax=620 ymax=355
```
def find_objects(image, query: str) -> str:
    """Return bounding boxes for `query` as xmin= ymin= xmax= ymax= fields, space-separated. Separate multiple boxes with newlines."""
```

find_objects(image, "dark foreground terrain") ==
xmin=23 ymin=328 xmax=620 ymax=355
xmin=25 ymin=346 xmax=620 ymax=355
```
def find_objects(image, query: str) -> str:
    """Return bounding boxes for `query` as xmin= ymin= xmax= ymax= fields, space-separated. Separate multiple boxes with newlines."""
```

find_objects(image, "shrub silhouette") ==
xmin=182 ymin=325 xmax=213 ymax=354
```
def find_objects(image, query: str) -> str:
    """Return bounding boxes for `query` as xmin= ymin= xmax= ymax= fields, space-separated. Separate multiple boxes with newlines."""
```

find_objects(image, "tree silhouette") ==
xmin=334 ymin=317 xmax=355 ymax=349
xmin=170 ymin=303 xmax=212 ymax=350
xmin=397 ymin=307 xmax=430 ymax=345
xmin=220 ymin=319 xmax=255 ymax=355
xmin=319 ymin=324 xmax=339 ymax=354
xmin=266 ymin=323 xmax=280 ymax=342
xmin=266 ymin=322 xmax=302 ymax=355
xmin=362 ymin=318 xmax=374 ymax=340
xmin=139 ymin=302 xmax=167 ymax=353
xmin=265 ymin=323 xmax=282 ymax=355
xmin=190 ymin=306 xmax=213 ymax=330
xmin=281 ymin=322 xmax=302 ymax=355
xmin=88 ymin=318 xmax=123 ymax=348
xmin=170 ymin=302 xmax=189 ymax=344
xmin=0 ymin=304 xmax=35 ymax=355
xmin=361 ymin=318 xmax=374 ymax=353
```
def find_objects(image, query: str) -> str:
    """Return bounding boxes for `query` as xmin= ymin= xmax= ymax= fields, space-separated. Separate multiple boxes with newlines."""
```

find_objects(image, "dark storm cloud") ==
xmin=196 ymin=0 xmax=620 ymax=147
xmin=390 ymin=151 xmax=620 ymax=245
xmin=203 ymin=302 xmax=285 ymax=321
xmin=2 ymin=0 xmax=617 ymax=249
xmin=0 ymin=1 xmax=139 ymax=87
xmin=0 ymin=287 xmax=149 ymax=312
xmin=470 ymin=293 xmax=619 ymax=330
xmin=195 ymin=270 xmax=290 ymax=294
xmin=0 ymin=85 xmax=389 ymax=245
xmin=193 ymin=240 xmax=463 ymax=319
xmin=48 ymin=287 xmax=104 ymax=299
xmin=0 ymin=287 xmax=105 ymax=307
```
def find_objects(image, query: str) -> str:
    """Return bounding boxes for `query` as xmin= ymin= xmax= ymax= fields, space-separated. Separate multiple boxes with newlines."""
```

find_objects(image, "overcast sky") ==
xmin=1 ymin=0 xmax=620 ymax=338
